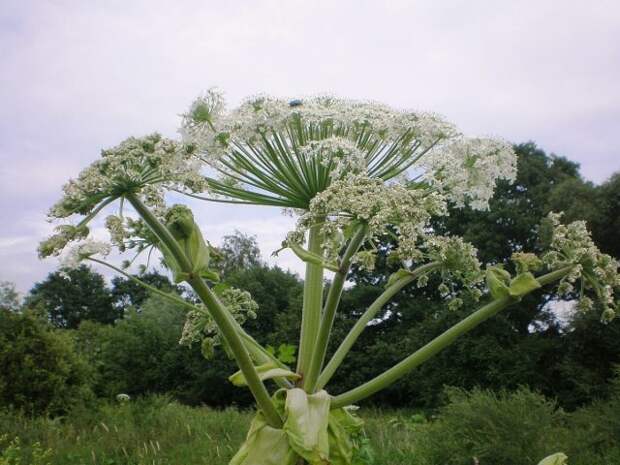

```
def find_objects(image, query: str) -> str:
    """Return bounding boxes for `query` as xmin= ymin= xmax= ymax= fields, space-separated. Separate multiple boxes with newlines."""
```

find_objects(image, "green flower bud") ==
xmin=162 ymin=205 xmax=219 ymax=283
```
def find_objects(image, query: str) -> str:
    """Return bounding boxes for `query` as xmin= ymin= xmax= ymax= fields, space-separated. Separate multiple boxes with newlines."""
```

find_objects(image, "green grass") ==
xmin=2 ymin=391 xmax=619 ymax=465
xmin=0 ymin=398 xmax=416 ymax=465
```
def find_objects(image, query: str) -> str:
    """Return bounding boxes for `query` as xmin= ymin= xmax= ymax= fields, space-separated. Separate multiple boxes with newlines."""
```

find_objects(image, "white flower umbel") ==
xmin=182 ymin=91 xmax=516 ymax=211
xmin=60 ymin=239 xmax=111 ymax=269
xmin=49 ymin=133 xmax=207 ymax=220
xmin=179 ymin=287 xmax=259 ymax=359
xmin=421 ymin=137 xmax=517 ymax=210
xmin=291 ymin=174 xmax=447 ymax=264
xmin=542 ymin=212 xmax=620 ymax=322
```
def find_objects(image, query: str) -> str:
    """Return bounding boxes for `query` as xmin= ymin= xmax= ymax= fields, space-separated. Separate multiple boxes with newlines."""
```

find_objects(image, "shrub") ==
xmin=410 ymin=387 xmax=568 ymax=465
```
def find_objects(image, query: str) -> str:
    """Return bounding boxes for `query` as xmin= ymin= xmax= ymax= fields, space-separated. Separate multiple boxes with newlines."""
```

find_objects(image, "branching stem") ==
xmin=330 ymin=266 xmax=575 ymax=408
xmin=317 ymin=262 xmax=440 ymax=390
xmin=305 ymin=224 xmax=368 ymax=392
xmin=125 ymin=193 xmax=282 ymax=427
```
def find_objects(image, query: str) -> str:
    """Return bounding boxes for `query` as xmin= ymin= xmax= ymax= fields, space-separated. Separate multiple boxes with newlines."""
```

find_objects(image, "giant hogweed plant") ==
xmin=40 ymin=90 xmax=619 ymax=465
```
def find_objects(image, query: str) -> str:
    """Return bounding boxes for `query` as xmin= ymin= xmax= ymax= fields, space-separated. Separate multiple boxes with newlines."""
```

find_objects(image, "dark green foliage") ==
xmin=410 ymin=387 xmax=567 ymax=465
xmin=72 ymin=296 xmax=253 ymax=407
xmin=0 ymin=310 xmax=92 ymax=415
xmin=591 ymin=172 xmax=620 ymax=258
xmin=26 ymin=265 xmax=118 ymax=329
xmin=553 ymin=311 xmax=620 ymax=408
xmin=225 ymin=265 xmax=303 ymax=349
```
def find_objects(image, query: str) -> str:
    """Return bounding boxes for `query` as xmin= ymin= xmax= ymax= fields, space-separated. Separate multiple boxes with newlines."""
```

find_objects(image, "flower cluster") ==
xmin=420 ymin=137 xmax=517 ymax=210
xmin=299 ymin=136 xmax=367 ymax=180
xmin=422 ymin=235 xmax=483 ymax=288
xmin=38 ymin=225 xmax=89 ymax=258
xmin=59 ymin=239 xmax=111 ymax=269
xmin=181 ymin=90 xmax=456 ymax=161
xmin=179 ymin=287 xmax=259 ymax=359
xmin=542 ymin=212 xmax=619 ymax=322
xmin=180 ymin=89 xmax=517 ymax=212
xmin=289 ymin=174 xmax=447 ymax=267
xmin=49 ymin=133 xmax=206 ymax=220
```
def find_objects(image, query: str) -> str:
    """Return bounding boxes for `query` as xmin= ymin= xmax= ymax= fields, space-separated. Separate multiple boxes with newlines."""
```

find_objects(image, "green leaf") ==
xmin=486 ymin=267 xmax=511 ymax=300
xmin=283 ymin=389 xmax=331 ymax=464
xmin=508 ymin=272 xmax=541 ymax=298
xmin=537 ymin=452 xmax=568 ymax=465
xmin=277 ymin=343 xmax=297 ymax=364
xmin=162 ymin=205 xmax=220 ymax=283
xmin=327 ymin=409 xmax=365 ymax=465
xmin=229 ymin=363 xmax=300 ymax=387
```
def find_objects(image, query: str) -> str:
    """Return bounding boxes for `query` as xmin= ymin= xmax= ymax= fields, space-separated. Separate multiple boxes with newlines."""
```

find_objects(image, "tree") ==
xmin=212 ymin=230 xmax=262 ymax=277
xmin=0 ymin=282 xmax=19 ymax=311
xmin=0 ymin=310 xmax=92 ymax=415
xmin=592 ymin=173 xmax=620 ymax=258
xmin=26 ymin=265 xmax=118 ymax=329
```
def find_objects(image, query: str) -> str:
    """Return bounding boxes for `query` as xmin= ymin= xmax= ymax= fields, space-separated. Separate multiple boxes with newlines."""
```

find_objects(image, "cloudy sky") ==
xmin=1 ymin=0 xmax=619 ymax=294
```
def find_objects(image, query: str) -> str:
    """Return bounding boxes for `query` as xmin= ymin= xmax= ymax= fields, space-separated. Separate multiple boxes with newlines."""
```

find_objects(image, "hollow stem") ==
xmin=304 ymin=224 xmax=368 ymax=392
xmin=126 ymin=193 xmax=282 ymax=427
xmin=296 ymin=222 xmax=325 ymax=386
xmin=330 ymin=266 xmax=574 ymax=408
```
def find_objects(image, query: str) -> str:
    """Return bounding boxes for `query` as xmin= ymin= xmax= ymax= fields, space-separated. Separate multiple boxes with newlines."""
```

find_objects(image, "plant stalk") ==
xmin=330 ymin=266 xmax=574 ymax=408
xmin=305 ymin=224 xmax=368 ymax=392
xmin=317 ymin=262 xmax=440 ymax=390
xmin=126 ymin=193 xmax=282 ymax=427
xmin=296 ymin=222 xmax=325 ymax=386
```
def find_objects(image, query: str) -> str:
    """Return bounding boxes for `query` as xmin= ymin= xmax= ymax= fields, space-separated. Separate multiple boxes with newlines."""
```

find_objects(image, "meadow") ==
xmin=2 ymin=386 xmax=619 ymax=465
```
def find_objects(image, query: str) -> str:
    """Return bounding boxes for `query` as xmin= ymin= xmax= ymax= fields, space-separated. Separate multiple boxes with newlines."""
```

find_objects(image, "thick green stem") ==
xmin=126 ymin=193 xmax=282 ymax=427
xmin=330 ymin=266 xmax=574 ymax=408
xmin=317 ymin=262 xmax=440 ymax=390
xmin=87 ymin=257 xmax=292 ymax=389
xmin=297 ymin=223 xmax=325 ymax=386
xmin=305 ymin=224 xmax=368 ymax=392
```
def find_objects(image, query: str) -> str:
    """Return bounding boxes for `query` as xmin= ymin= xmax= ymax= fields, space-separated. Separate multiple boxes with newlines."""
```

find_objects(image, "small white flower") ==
xmin=60 ymin=239 xmax=111 ymax=269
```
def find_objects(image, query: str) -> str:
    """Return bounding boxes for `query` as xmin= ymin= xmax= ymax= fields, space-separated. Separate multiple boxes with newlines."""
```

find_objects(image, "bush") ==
xmin=564 ymin=368 xmax=620 ymax=464
xmin=410 ymin=387 xmax=568 ymax=465
xmin=0 ymin=310 xmax=92 ymax=415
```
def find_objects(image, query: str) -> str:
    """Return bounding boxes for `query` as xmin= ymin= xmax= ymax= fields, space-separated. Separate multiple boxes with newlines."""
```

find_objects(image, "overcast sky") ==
xmin=1 ymin=0 xmax=619 ymax=294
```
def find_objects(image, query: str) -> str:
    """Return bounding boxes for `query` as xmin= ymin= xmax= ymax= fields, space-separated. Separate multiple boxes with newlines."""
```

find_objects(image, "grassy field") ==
xmin=1 ymin=390 xmax=618 ymax=465
xmin=0 ymin=397 xmax=419 ymax=465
